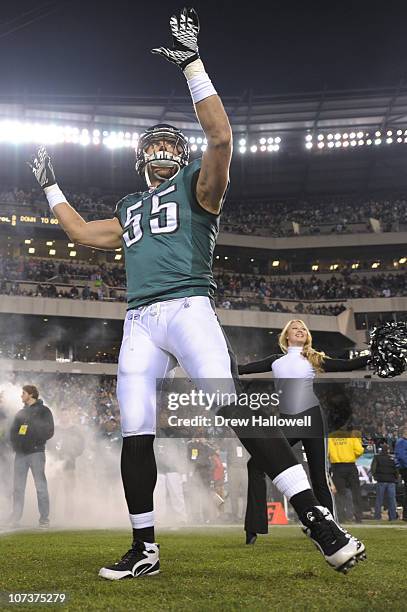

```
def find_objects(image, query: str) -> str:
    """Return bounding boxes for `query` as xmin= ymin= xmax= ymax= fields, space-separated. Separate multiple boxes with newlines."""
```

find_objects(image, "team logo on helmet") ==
xmin=135 ymin=124 xmax=190 ymax=176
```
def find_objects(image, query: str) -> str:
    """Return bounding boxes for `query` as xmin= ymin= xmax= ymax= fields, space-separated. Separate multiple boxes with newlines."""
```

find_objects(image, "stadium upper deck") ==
xmin=2 ymin=85 xmax=407 ymax=195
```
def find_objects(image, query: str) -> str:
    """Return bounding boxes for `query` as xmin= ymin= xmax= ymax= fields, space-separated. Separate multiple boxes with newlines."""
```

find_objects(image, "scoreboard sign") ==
xmin=0 ymin=214 xmax=59 ymax=227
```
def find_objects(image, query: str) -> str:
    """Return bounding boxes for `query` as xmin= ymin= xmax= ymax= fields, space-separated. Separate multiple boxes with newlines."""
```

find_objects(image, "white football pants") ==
xmin=117 ymin=296 xmax=236 ymax=436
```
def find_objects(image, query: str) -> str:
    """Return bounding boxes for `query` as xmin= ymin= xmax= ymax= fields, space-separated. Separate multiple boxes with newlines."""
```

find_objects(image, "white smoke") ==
xmin=0 ymin=378 xmax=229 ymax=531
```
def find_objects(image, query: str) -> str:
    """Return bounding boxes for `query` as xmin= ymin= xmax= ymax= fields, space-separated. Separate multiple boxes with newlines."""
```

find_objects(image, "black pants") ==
xmin=244 ymin=405 xmax=334 ymax=534
xmin=331 ymin=463 xmax=363 ymax=522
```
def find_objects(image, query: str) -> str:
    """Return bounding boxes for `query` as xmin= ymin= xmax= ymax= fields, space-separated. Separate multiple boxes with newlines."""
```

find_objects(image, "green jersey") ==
xmin=115 ymin=159 xmax=221 ymax=309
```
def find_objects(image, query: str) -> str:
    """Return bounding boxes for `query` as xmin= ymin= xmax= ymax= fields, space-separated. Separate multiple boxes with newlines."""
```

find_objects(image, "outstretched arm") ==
xmin=323 ymin=355 xmax=369 ymax=373
xmin=238 ymin=355 xmax=278 ymax=375
xmin=152 ymin=7 xmax=232 ymax=214
xmin=27 ymin=147 xmax=123 ymax=250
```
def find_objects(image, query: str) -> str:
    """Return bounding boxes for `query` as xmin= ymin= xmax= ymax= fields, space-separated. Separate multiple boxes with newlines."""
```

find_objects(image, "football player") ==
xmin=29 ymin=7 xmax=365 ymax=578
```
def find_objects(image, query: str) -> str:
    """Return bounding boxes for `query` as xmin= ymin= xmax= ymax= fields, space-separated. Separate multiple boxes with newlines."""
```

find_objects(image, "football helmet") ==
xmin=135 ymin=124 xmax=190 ymax=185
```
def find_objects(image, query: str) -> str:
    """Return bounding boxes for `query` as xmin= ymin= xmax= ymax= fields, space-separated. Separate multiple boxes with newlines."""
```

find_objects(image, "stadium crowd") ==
xmin=1 ymin=372 xmax=405 ymax=449
xmin=0 ymin=256 xmax=405 ymax=315
xmin=1 ymin=185 xmax=407 ymax=237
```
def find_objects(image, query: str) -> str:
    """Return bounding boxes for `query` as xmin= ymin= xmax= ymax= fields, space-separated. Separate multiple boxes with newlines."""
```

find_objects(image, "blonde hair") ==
xmin=278 ymin=319 xmax=327 ymax=373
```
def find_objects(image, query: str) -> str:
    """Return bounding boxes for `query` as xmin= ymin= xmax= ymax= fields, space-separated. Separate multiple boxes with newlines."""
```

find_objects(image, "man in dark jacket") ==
xmin=371 ymin=443 xmax=398 ymax=521
xmin=9 ymin=385 xmax=54 ymax=528
xmin=395 ymin=427 xmax=407 ymax=521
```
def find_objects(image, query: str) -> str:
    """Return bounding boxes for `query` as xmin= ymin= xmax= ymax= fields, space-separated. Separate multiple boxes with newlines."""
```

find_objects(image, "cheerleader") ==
xmin=239 ymin=319 xmax=368 ymax=544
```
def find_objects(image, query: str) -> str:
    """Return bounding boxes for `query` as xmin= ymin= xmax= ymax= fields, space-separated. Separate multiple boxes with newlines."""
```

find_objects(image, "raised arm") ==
xmin=27 ymin=147 xmax=122 ymax=250
xmin=152 ymin=7 xmax=232 ymax=214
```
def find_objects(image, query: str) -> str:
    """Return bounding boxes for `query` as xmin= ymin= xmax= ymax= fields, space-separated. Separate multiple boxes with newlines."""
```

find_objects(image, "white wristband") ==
xmin=44 ymin=183 xmax=67 ymax=210
xmin=184 ymin=59 xmax=217 ymax=104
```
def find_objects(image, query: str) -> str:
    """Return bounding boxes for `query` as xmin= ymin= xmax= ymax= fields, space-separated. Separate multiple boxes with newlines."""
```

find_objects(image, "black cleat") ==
xmin=98 ymin=540 xmax=160 ymax=580
xmin=300 ymin=506 xmax=366 ymax=573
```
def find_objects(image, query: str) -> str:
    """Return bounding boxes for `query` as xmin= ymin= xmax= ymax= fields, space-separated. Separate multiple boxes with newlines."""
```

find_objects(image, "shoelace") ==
xmin=115 ymin=543 xmax=144 ymax=566
xmin=311 ymin=518 xmax=338 ymax=547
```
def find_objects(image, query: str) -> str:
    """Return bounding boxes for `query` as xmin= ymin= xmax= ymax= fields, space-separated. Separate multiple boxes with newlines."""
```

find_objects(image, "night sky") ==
xmin=1 ymin=0 xmax=407 ymax=97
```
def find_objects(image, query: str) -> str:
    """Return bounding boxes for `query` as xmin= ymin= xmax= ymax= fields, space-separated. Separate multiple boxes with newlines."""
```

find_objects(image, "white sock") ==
xmin=272 ymin=465 xmax=311 ymax=500
xmin=129 ymin=510 xmax=154 ymax=529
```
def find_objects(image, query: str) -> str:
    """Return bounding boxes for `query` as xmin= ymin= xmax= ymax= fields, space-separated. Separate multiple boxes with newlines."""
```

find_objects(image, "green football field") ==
xmin=1 ymin=526 xmax=406 ymax=611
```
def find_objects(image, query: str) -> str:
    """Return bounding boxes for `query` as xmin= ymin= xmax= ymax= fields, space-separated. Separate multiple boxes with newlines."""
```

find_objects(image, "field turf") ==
xmin=0 ymin=526 xmax=406 ymax=611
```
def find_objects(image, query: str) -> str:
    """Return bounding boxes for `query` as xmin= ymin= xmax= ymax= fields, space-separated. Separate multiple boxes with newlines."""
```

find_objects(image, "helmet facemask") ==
xmin=135 ymin=124 xmax=190 ymax=187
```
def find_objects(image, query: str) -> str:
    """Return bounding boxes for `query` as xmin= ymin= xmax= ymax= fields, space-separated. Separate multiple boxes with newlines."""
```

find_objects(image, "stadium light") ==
xmin=309 ymin=128 xmax=407 ymax=152
xmin=28 ymin=247 xmax=35 ymax=254
xmin=49 ymin=249 xmax=56 ymax=256
xmin=399 ymin=257 xmax=407 ymax=264
xmin=311 ymin=264 xmax=319 ymax=271
xmin=351 ymin=263 xmax=360 ymax=269
xmin=114 ymin=254 xmax=122 ymax=261
xmin=69 ymin=250 xmax=77 ymax=257
xmin=250 ymin=258 xmax=254 ymax=262
xmin=0 ymin=118 xmax=286 ymax=155
xmin=239 ymin=147 xmax=247 ymax=154
xmin=272 ymin=260 xmax=280 ymax=267
xmin=68 ymin=243 xmax=75 ymax=248
xmin=24 ymin=239 xmax=31 ymax=244
xmin=371 ymin=262 xmax=380 ymax=268
xmin=329 ymin=264 xmax=339 ymax=270
xmin=250 ymin=145 xmax=257 ymax=153
xmin=46 ymin=241 xmax=53 ymax=246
